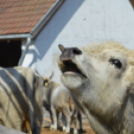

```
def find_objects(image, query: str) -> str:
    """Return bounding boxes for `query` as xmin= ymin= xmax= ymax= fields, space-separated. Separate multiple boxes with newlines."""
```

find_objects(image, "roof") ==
xmin=0 ymin=0 xmax=63 ymax=36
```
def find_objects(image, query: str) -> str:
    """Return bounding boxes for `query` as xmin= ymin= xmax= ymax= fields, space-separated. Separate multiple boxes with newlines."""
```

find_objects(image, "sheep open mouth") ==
xmin=62 ymin=60 xmax=87 ymax=78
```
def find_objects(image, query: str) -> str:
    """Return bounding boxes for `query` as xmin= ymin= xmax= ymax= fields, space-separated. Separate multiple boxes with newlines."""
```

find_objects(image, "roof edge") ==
xmin=31 ymin=0 xmax=65 ymax=38
xmin=0 ymin=33 xmax=31 ymax=39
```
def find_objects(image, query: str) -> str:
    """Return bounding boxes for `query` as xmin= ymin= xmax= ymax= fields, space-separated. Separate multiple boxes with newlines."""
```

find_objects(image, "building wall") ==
xmin=22 ymin=0 xmax=134 ymax=82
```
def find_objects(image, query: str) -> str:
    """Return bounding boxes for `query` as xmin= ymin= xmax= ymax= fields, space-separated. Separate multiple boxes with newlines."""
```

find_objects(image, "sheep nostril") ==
xmin=73 ymin=48 xmax=82 ymax=55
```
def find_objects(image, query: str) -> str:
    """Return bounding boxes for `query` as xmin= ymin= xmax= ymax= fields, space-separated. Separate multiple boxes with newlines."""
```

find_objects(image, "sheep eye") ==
xmin=109 ymin=58 xmax=122 ymax=69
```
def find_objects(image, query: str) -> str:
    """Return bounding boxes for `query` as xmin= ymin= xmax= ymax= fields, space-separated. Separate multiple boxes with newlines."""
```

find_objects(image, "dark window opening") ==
xmin=0 ymin=40 xmax=21 ymax=67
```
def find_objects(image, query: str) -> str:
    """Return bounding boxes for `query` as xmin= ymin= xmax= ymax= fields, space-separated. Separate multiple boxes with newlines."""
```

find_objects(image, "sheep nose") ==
xmin=58 ymin=44 xmax=82 ymax=61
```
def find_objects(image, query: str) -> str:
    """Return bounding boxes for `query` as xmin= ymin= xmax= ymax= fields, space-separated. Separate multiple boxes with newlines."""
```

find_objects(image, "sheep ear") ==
xmin=35 ymin=69 xmax=40 ymax=77
xmin=58 ymin=44 xmax=64 ymax=52
xmin=49 ymin=71 xmax=54 ymax=80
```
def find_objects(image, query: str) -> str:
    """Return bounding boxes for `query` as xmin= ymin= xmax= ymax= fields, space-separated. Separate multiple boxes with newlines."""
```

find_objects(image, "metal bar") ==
xmin=0 ymin=125 xmax=25 ymax=134
xmin=0 ymin=34 xmax=31 ymax=39
xmin=18 ymin=37 xmax=32 ymax=66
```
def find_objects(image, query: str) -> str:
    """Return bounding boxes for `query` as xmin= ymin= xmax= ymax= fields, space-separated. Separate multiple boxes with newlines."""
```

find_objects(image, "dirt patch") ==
xmin=41 ymin=122 xmax=95 ymax=134
xmin=41 ymin=111 xmax=95 ymax=134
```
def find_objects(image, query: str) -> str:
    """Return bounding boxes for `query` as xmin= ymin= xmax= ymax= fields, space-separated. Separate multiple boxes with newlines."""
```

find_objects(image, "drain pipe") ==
xmin=18 ymin=37 xmax=32 ymax=66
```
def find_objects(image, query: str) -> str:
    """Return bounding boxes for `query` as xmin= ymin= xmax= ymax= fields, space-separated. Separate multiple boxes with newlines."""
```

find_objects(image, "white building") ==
xmin=0 ymin=0 xmax=134 ymax=82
